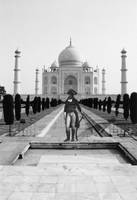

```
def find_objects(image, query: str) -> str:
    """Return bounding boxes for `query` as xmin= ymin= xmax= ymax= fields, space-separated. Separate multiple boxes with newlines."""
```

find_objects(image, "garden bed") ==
xmin=0 ymin=105 xmax=61 ymax=136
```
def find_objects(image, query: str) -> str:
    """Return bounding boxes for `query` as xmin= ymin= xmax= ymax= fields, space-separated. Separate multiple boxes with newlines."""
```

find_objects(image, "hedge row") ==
xmin=2 ymin=94 xmax=62 ymax=126
xmin=80 ymin=92 xmax=137 ymax=124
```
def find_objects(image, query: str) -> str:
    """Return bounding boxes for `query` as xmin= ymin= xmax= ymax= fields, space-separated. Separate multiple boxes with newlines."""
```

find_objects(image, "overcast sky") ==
xmin=0 ymin=0 xmax=137 ymax=95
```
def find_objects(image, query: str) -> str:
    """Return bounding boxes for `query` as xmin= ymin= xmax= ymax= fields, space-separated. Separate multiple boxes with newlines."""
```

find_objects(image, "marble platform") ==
xmin=1 ymin=152 xmax=137 ymax=200
xmin=0 ymin=149 xmax=134 ymax=200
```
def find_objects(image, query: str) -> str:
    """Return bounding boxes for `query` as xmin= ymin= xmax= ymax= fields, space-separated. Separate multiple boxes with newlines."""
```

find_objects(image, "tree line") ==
xmin=2 ymin=92 xmax=137 ymax=134
xmin=80 ymin=92 xmax=137 ymax=124
xmin=2 ymin=94 xmax=62 ymax=127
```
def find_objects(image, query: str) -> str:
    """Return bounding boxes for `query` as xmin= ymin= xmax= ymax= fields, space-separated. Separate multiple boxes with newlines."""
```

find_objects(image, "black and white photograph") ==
xmin=0 ymin=0 xmax=137 ymax=199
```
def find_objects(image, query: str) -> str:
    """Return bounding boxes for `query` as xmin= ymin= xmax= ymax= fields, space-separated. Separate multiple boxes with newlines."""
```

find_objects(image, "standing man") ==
xmin=64 ymin=89 xmax=82 ymax=142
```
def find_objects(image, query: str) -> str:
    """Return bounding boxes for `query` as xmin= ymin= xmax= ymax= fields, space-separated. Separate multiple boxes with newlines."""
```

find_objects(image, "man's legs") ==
xmin=71 ymin=113 xmax=76 ymax=141
xmin=64 ymin=114 xmax=71 ymax=142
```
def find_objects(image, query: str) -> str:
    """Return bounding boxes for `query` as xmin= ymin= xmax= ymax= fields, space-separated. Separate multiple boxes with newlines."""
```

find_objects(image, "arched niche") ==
xmin=51 ymin=76 xmax=57 ymax=84
xmin=64 ymin=75 xmax=77 ymax=94
xmin=85 ymin=76 xmax=90 ymax=84
xmin=94 ymin=77 xmax=98 ymax=85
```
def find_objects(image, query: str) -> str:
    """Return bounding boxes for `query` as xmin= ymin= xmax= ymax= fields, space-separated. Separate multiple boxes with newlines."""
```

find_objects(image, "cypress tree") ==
xmin=123 ymin=93 xmax=130 ymax=120
xmin=115 ymin=94 xmax=121 ymax=116
xmin=53 ymin=98 xmax=57 ymax=107
xmin=50 ymin=98 xmax=54 ymax=107
xmin=15 ymin=94 xmax=21 ymax=121
xmin=32 ymin=97 xmax=38 ymax=114
xmin=98 ymin=100 xmax=102 ymax=111
xmin=45 ymin=97 xmax=50 ymax=108
xmin=3 ymin=94 xmax=14 ymax=125
xmin=89 ymin=98 xmax=93 ymax=108
xmin=58 ymin=99 xmax=62 ymax=105
xmin=25 ymin=95 xmax=30 ymax=116
xmin=130 ymin=92 xmax=137 ymax=124
xmin=37 ymin=97 xmax=41 ymax=112
xmin=107 ymin=96 xmax=112 ymax=114
xmin=42 ymin=98 xmax=45 ymax=111
xmin=103 ymin=98 xmax=107 ymax=112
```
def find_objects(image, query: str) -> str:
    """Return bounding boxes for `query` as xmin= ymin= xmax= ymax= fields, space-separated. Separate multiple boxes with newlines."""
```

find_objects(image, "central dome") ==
xmin=58 ymin=40 xmax=82 ymax=67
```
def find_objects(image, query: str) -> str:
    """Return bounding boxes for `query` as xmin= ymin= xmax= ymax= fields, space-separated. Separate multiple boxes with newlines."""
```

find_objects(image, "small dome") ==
xmin=82 ymin=61 xmax=89 ymax=68
xmin=51 ymin=61 xmax=58 ymax=68
xmin=58 ymin=40 xmax=82 ymax=67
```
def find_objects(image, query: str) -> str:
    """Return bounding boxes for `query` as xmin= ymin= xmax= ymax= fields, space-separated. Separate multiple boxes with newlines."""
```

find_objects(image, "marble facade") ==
xmin=42 ymin=40 xmax=100 ymax=100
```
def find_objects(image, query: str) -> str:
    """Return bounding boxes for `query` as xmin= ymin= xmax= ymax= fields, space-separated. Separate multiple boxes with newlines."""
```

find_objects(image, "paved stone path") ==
xmin=83 ymin=107 xmax=137 ymax=162
xmin=15 ymin=106 xmax=99 ymax=142
xmin=0 ymin=106 xmax=137 ymax=199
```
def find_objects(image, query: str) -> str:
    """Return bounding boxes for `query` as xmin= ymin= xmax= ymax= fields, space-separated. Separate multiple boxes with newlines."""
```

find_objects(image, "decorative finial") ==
xmin=70 ymin=37 xmax=72 ymax=46
xmin=102 ymin=68 xmax=105 ymax=71
xmin=15 ymin=48 xmax=21 ymax=54
xmin=121 ymin=48 xmax=127 ymax=54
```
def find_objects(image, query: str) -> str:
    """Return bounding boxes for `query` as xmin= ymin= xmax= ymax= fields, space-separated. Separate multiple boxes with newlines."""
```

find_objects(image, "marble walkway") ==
xmin=0 ymin=106 xmax=137 ymax=199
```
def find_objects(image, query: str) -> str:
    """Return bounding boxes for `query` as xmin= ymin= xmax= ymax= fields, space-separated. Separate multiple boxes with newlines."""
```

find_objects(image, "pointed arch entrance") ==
xmin=64 ymin=75 xmax=78 ymax=94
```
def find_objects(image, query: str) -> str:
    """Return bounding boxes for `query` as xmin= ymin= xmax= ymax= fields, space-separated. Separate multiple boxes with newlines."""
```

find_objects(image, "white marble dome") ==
xmin=58 ymin=41 xmax=82 ymax=67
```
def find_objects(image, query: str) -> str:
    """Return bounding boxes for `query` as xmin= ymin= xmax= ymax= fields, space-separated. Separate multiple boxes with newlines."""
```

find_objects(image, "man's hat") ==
xmin=67 ymin=89 xmax=77 ymax=95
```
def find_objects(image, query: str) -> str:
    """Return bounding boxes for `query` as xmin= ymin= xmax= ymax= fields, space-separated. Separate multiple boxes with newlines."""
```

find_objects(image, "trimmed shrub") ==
xmin=50 ymin=98 xmax=55 ymax=107
xmin=130 ymin=92 xmax=137 ymax=124
xmin=45 ymin=97 xmax=50 ymax=109
xmin=89 ymin=98 xmax=93 ymax=108
xmin=15 ymin=94 xmax=21 ymax=121
xmin=3 ymin=94 xmax=14 ymax=125
xmin=107 ymin=96 xmax=112 ymax=114
xmin=58 ymin=99 xmax=62 ymax=105
xmin=37 ymin=97 xmax=41 ymax=112
xmin=50 ymin=98 xmax=54 ymax=107
xmin=115 ymin=94 xmax=121 ymax=116
xmin=93 ymin=98 xmax=98 ymax=109
xmin=123 ymin=93 xmax=130 ymax=120
xmin=98 ymin=100 xmax=102 ymax=111
xmin=25 ymin=95 xmax=30 ymax=116
xmin=32 ymin=97 xmax=38 ymax=114
xmin=53 ymin=98 xmax=57 ymax=107
xmin=42 ymin=98 xmax=45 ymax=111
xmin=103 ymin=98 xmax=107 ymax=112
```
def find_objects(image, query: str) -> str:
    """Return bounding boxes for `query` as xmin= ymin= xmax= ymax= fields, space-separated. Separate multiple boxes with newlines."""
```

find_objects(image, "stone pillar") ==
xmin=35 ymin=68 xmax=39 ymax=96
xmin=102 ymin=68 xmax=106 ymax=95
xmin=13 ymin=49 xmax=21 ymax=95
xmin=96 ymin=66 xmax=99 ymax=94
xmin=121 ymin=49 xmax=128 ymax=95
xmin=42 ymin=68 xmax=44 ymax=97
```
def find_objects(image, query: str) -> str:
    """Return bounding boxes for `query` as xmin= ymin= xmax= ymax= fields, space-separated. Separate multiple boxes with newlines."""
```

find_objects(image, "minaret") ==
xmin=96 ymin=66 xmax=99 ymax=94
xmin=35 ymin=68 xmax=39 ymax=96
xmin=121 ymin=49 xmax=128 ymax=95
xmin=102 ymin=68 xmax=106 ymax=95
xmin=69 ymin=37 xmax=72 ymax=46
xmin=13 ymin=49 xmax=21 ymax=95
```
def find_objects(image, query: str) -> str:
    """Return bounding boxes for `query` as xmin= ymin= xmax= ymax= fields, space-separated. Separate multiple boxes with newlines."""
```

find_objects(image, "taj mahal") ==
xmin=42 ymin=39 xmax=106 ymax=100
xmin=13 ymin=40 xmax=127 ymax=99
